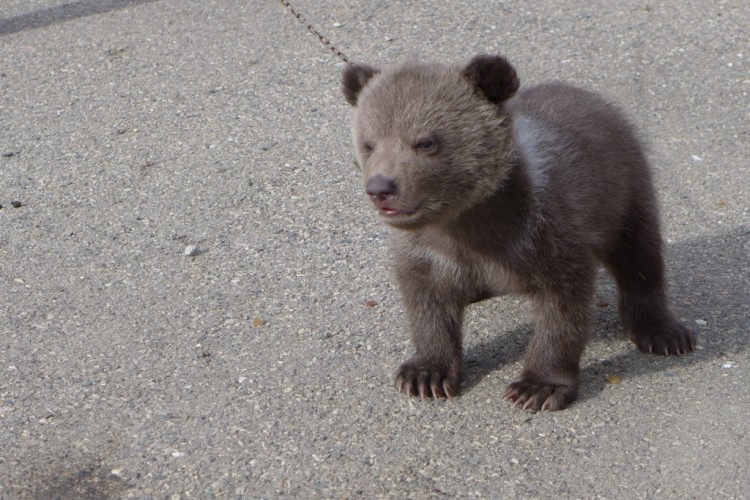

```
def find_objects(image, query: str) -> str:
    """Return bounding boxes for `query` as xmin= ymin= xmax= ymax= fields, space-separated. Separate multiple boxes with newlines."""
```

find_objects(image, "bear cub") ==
xmin=342 ymin=54 xmax=695 ymax=411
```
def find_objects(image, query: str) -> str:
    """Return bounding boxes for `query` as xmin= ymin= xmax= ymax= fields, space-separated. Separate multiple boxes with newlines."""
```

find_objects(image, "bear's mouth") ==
xmin=375 ymin=201 xmax=424 ymax=227
xmin=378 ymin=206 xmax=416 ymax=217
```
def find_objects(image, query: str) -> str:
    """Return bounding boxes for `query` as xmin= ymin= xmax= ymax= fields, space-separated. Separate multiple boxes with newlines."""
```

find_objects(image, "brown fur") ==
xmin=342 ymin=54 xmax=695 ymax=411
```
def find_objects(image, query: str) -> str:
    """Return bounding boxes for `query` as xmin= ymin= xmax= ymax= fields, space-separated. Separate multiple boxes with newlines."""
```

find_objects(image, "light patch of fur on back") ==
xmin=512 ymin=114 xmax=562 ymax=196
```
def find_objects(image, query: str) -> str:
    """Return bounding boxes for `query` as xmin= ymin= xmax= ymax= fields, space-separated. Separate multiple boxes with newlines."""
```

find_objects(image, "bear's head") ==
xmin=342 ymin=54 xmax=520 ymax=229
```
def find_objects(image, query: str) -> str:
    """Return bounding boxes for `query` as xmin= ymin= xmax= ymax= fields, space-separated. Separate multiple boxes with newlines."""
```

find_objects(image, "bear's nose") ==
xmin=365 ymin=175 xmax=397 ymax=202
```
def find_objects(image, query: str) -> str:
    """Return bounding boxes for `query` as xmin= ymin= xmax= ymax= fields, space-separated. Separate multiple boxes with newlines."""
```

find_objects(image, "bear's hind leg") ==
xmin=604 ymin=203 xmax=695 ymax=355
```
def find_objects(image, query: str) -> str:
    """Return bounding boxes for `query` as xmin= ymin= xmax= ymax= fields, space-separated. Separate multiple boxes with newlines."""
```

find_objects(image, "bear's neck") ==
xmin=432 ymin=152 xmax=539 ymax=256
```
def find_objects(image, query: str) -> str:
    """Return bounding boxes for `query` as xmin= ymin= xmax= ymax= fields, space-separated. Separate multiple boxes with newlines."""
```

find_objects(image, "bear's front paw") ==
xmin=503 ymin=379 xmax=577 ymax=411
xmin=395 ymin=360 xmax=460 ymax=399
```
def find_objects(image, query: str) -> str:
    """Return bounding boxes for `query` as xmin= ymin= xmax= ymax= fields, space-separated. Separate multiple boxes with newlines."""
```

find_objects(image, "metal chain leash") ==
xmin=278 ymin=0 xmax=351 ymax=64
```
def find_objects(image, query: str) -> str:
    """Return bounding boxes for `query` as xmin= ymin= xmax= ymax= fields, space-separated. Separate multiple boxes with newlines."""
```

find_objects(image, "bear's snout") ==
xmin=366 ymin=174 xmax=397 ymax=207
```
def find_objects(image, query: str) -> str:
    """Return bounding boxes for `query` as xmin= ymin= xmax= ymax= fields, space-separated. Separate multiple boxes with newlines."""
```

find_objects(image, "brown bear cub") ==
xmin=342 ymin=55 xmax=695 ymax=411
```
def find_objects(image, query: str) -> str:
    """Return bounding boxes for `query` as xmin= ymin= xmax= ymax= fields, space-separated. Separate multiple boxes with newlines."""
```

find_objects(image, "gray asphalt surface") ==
xmin=1 ymin=0 xmax=748 ymax=498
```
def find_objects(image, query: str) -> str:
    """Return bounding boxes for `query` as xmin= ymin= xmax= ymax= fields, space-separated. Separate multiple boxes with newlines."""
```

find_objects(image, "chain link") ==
xmin=278 ymin=0 xmax=350 ymax=64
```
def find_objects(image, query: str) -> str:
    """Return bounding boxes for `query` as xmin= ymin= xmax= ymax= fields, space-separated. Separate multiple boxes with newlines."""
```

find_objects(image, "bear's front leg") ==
xmin=503 ymin=278 xmax=594 ymax=411
xmin=393 ymin=255 xmax=469 ymax=399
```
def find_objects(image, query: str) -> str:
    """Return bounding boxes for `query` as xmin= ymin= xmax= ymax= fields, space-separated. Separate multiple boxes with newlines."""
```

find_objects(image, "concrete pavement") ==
xmin=1 ymin=0 xmax=748 ymax=497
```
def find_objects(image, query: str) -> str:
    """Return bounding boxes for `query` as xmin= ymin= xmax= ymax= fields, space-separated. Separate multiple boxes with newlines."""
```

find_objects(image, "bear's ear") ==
xmin=461 ymin=54 xmax=520 ymax=104
xmin=342 ymin=63 xmax=380 ymax=106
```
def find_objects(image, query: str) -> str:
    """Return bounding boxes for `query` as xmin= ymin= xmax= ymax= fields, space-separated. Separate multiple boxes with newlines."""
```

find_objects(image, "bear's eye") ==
xmin=415 ymin=138 xmax=437 ymax=153
xmin=362 ymin=141 xmax=374 ymax=154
